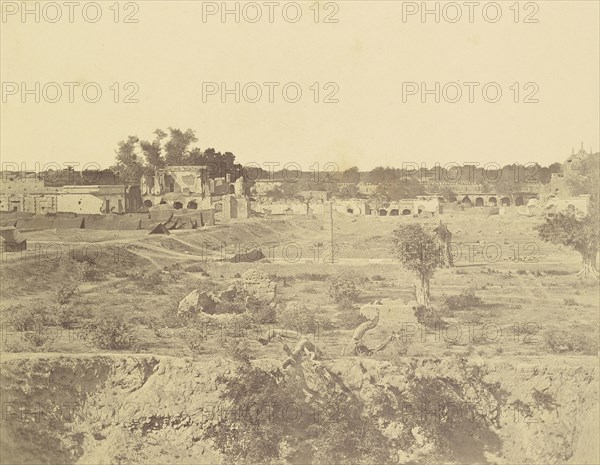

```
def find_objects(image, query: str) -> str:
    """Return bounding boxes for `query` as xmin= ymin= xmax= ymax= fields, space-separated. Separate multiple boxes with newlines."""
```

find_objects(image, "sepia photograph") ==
xmin=1 ymin=1 xmax=599 ymax=464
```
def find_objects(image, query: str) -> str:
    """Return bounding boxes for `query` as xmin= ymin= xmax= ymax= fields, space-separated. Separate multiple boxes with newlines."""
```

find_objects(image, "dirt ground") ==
xmin=1 ymin=208 xmax=597 ymax=361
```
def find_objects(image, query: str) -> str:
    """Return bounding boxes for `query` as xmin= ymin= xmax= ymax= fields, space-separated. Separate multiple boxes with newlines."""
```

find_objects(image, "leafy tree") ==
xmin=338 ymin=183 xmax=362 ymax=199
xmin=385 ymin=179 xmax=425 ymax=201
xmin=328 ymin=275 xmax=361 ymax=305
xmin=140 ymin=129 xmax=167 ymax=169
xmin=112 ymin=135 xmax=145 ymax=185
xmin=164 ymin=128 xmax=198 ymax=165
xmin=112 ymin=129 xmax=241 ymax=184
xmin=190 ymin=148 xmax=241 ymax=179
xmin=565 ymin=152 xmax=600 ymax=200
xmin=341 ymin=166 xmax=361 ymax=183
xmin=537 ymin=152 xmax=599 ymax=279
xmin=536 ymin=212 xmax=599 ymax=278
xmin=392 ymin=224 xmax=443 ymax=308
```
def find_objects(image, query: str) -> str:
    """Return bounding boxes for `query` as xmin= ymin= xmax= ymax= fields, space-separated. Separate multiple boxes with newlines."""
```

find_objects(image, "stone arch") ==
xmin=462 ymin=196 xmax=472 ymax=204
xmin=417 ymin=205 xmax=426 ymax=214
xmin=143 ymin=199 xmax=153 ymax=207
xmin=187 ymin=201 xmax=198 ymax=209
xmin=488 ymin=197 xmax=497 ymax=207
xmin=449 ymin=196 xmax=457 ymax=203
xmin=402 ymin=209 xmax=412 ymax=216
xmin=173 ymin=201 xmax=183 ymax=210
xmin=159 ymin=199 xmax=167 ymax=205
xmin=475 ymin=197 xmax=484 ymax=207
xmin=515 ymin=196 xmax=524 ymax=206
xmin=389 ymin=209 xmax=399 ymax=216
xmin=346 ymin=208 xmax=354 ymax=214
xmin=378 ymin=209 xmax=388 ymax=216
xmin=500 ymin=197 xmax=511 ymax=206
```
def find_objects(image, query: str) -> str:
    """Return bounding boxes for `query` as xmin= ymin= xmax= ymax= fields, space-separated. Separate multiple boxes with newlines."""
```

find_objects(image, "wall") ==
xmin=58 ymin=186 xmax=126 ymax=214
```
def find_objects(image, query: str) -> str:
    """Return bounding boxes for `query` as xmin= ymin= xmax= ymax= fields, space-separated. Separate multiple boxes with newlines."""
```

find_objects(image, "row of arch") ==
xmin=459 ymin=196 xmax=535 ymax=207
xmin=143 ymin=200 xmax=199 ymax=210
xmin=367 ymin=206 xmax=426 ymax=217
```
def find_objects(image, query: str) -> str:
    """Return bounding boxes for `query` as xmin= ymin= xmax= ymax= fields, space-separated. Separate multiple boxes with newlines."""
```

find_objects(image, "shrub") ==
xmin=414 ymin=305 xmax=447 ymax=329
xmin=371 ymin=274 xmax=385 ymax=281
xmin=130 ymin=269 xmax=164 ymax=292
xmin=278 ymin=302 xmax=318 ymax=334
xmin=4 ymin=330 xmax=56 ymax=352
xmin=54 ymin=305 xmax=90 ymax=329
xmin=55 ymin=282 xmax=78 ymax=305
xmin=338 ymin=306 xmax=368 ymax=330
xmin=224 ymin=339 xmax=253 ymax=364
xmin=563 ymin=298 xmax=577 ymax=306
xmin=297 ymin=272 xmax=329 ymax=281
xmin=159 ymin=306 xmax=188 ymax=329
xmin=327 ymin=275 xmax=360 ymax=305
xmin=163 ymin=263 xmax=186 ymax=282
xmin=184 ymin=263 xmax=208 ymax=275
xmin=4 ymin=304 xmax=54 ymax=331
xmin=74 ymin=261 xmax=101 ymax=282
xmin=444 ymin=290 xmax=483 ymax=311
xmin=80 ymin=316 xmax=138 ymax=350
xmin=543 ymin=329 xmax=598 ymax=354
xmin=244 ymin=294 xmax=277 ymax=324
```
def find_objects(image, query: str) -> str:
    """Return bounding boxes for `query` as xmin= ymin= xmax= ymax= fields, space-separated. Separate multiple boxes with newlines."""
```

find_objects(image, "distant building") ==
xmin=357 ymin=182 xmax=378 ymax=196
xmin=141 ymin=166 xmax=212 ymax=210
xmin=544 ymin=195 xmax=590 ymax=218
xmin=0 ymin=169 xmax=141 ymax=214
xmin=0 ymin=171 xmax=61 ymax=214
xmin=546 ymin=143 xmax=596 ymax=199
xmin=57 ymin=185 xmax=128 ymax=214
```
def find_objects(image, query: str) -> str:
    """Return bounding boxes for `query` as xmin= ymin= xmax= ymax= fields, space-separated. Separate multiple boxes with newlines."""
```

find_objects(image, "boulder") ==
xmin=242 ymin=268 xmax=276 ymax=303
xmin=177 ymin=290 xmax=217 ymax=317
xmin=218 ymin=284 xmax=239 ymax=303
xmin=178 ymin=289 xmax=200 ymax=317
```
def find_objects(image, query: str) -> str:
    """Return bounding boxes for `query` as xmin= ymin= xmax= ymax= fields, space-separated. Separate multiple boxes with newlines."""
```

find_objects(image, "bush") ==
xmin=563 ymin=297 xmax=577 ymax=306
xmin=543 ymin=329 xmax=599 ymax=354
xmin=327 ymin=275 xmax=360 ymax=305
xmin=278 ymin=302 xmax=318 ymax=334
xmin=4 ymin=304 xmax=54 ymax=331
xmin=338 ymin=306 xmax=368 ymax=330
xmin=414 ymin=305 xmax=447 ymax=329
xmin=183 ymin=263 xmax=208 ymax=275
xmin=80 ymin=316 xmax=138 ymax=350
xmin=55 ymin=282 xmax=78 ymax=305
xmin=54 ymin=305 xmax=90 ymax=329
xmin=444 ymin=290 xmax=483 ymax=311
xmin=75 ymin=261 xmax=102 ymax=282
xmin=244 ymin=294 xmax=277 ymax=324
xmin=224 ymin=339 xmax=253 ymax=364
xmin=130 ymin=269 xmax=164 ymax=292
xmin=4 ymin=329 xmax=57 ymax=352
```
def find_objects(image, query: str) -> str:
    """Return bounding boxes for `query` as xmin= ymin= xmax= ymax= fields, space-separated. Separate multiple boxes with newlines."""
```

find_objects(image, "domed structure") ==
xmin=564 ymin=142 xmax=590 ymax=175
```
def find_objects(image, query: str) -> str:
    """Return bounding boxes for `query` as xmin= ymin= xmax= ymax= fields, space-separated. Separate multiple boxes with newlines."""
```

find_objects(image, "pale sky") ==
xmin=1 ymin=1 xmax=599 ymax=172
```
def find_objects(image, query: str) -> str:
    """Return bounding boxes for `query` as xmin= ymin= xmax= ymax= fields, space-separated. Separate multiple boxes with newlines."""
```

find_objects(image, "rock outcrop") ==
xmin=1 ymin=354 xmax=598 ymax=465
xmin=242 ymin=268 xmax=276 ymax=304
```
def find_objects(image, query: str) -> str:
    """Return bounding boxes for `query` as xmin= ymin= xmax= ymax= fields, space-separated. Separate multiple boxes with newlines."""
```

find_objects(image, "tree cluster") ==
xmin=112 ymin=128 xmax=240 ymax=185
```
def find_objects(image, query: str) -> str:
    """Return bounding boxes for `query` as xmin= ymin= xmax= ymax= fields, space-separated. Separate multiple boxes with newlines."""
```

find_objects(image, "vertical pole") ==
xmin=330 ymin=202 xmax=334 ymax=264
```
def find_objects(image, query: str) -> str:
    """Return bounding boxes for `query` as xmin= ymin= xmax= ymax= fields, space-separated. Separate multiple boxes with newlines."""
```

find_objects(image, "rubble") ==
xmin=242 ymin=268 xmax=276 ymax=304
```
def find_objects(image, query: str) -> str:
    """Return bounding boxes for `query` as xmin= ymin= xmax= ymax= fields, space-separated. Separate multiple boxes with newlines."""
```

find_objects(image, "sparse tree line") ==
xmin=112 ymin=128 xmax=241 ymax=184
